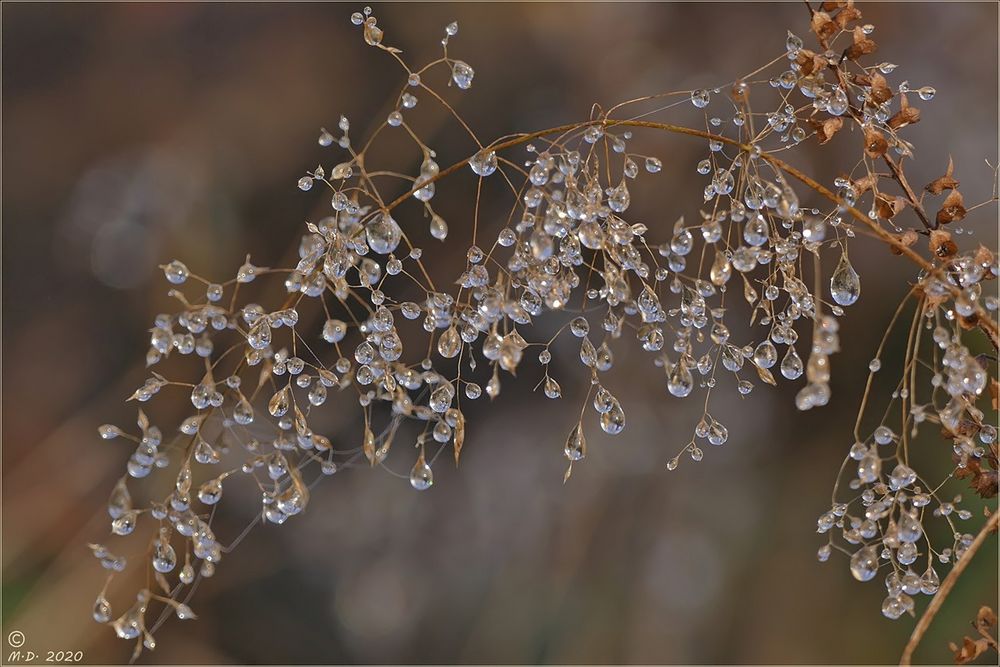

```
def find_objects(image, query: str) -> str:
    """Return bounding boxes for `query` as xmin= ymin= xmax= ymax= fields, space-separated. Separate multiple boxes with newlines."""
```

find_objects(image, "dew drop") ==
xmin=600 ymin=399 xmax=625 ymax=435
xmin=409 ymin=453 xmax=433 ymax=490
xmin=780 ymin=345 xmax=804 ymax=380
xmin=830 ymin=252 xmax=861 ymax=306
xmin=564 ymin=423 xmax=586 ymax=461
xmin=849 ymin=545 xmax=879 ymax=581
xmin=93 ymin=595 xmax=112 ymax=623
xmin=451 ymin=60 xmax=475 ymax=90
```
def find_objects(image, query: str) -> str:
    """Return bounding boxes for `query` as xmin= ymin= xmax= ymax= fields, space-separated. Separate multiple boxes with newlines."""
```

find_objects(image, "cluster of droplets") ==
xmin=819 ymin=245 xmax=997 ymax=620
xmin=93 ymin=4 xmax=996 ymax=654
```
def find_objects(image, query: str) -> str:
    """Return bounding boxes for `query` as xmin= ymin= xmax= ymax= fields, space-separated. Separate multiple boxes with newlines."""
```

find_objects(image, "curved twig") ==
xmin=900 ymin=510 xmax=999 ymax=665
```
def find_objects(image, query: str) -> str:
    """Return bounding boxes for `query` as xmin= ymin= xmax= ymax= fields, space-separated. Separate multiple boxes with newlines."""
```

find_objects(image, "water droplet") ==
xmin=451 ymin=60 xmax=474 ymax=89
xmin=111 ymin=511 xmax=137 ymax=536
xmin=600 ymin=399 xmax=625 ymax=435
xmin=437 ymin=326 xmax=461 ymax=358
xmin=780 ymin=345 xmax=803 ymax=379
xmin=409 ymin=453 xmax=433 ymax=490
xmin=469 ymin=149 xmax=497 ymax=177
xmin=706 ymin=250 xmax=730 ymax=286
xmin=268 ymin=387 xmax=290 ymax=417
xmin=850 ymin=545 xmax=879 ymax=581
xmin=429 ymin=214 xmax=448 ymax=240
xmin=366 ymin=213 xmax=402 ymax=255
xmin=667 ymin=358 xmax=694 ymax=397
xmin=564 ymin=423 xmax=586 ymax=461
xmin=544 ymin=376 xmax=562 ymax=399
xmin=690 ymin=89 xmax=710 ymax=108
xmin=152 ymin=541 xmax=177 ymax=573
xmin=197 ymin=477 xmax=224 ymax=505
xmin=830 ymin=252 xmax=861 ymax=306
xmin=163 ymin=260 xmax=189 ymax=285
xmin=93 ymin=595 xmax=112 ymax=623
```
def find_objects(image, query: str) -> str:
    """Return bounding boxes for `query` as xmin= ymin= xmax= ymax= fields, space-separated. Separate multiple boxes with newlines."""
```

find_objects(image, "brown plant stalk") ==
xmin=900 ymin=510 xmax=1000 ymax=665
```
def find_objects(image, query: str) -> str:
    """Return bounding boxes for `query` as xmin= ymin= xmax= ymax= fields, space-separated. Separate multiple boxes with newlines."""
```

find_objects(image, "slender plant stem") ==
xmin=900 ymin=510 xmax=999 ymax=666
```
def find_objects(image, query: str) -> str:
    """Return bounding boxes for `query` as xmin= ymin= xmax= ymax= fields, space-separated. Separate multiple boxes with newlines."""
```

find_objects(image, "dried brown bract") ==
xmin=889 ymin=229 xmax=920 ymax=255
xmin=936 ymin=189 xmax=967 ymax=225
xmin=948 ymin=606 xmax=998 ymax=664
xmin=863 ymin=126 xmax=888 ymax=157
xmin=927 ymin=158 xmax=961 ymax=195
xmin=814 ymin=116 xmax=844 ymax=144
xmin=889 ymin=94 xmax=921 ymax=129
xmin=930 ymin=229 xmax=958 ymax=258
xmin=846 ymin=25 xmax=878 ymax=60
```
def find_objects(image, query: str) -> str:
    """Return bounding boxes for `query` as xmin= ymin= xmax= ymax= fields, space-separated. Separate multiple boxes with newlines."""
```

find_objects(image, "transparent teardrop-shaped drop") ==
xmin=268 ymin=386 xmax=290 ymax=417
xmin=544 ymin=376 xmax=562 ymax=399
xmin=111 ymin=511 xmax=137 ymax=536
xmin=486 ymin=372 xmax=501 ymax=399
xmin=429 ymin=384 xmax=455 ymax=413
xmin=667 ymin=359 xmax=694 ymax=397
xmin=163 ymin=260 xmax=189 ymax=284
xmin=595 ymin=342 xmax=613 ymax=372
xmin=450 ymin=60 xmax=475 ymax=89
xmin=919 ymin=565 xmax=940 ymax=595
xmin=780 ymin=345 xmax=804 ymax=380
xmin=600 ymin=400 xmax=625 ymax=435
xmin=409 ymin=454 xmax=433 ymax=490
xmin=179 ymin=563 xmax=195 ymax=585
xmin=830 ymin=252 xmax=861 ymax=306
xmin=437 ymin=326 xmax=461 ymax=358
xmin=308 ymin=382 xmax=327 ymax=406
xmin=579 ymin=338 xmax=597 ymax=368
xmin=108 ymin=478 xmax=132 ymax=519
xmin=753 ymin=340 xmax=778 ymax=369
xmin=858 ymin=445 xmax=881 ymax=483
xmin=322 ymin=319 xmax=347 ymax=343
xmin=366 ymin=213 xmax=402 ymax=255
xmin=897 ymin=511 xmax=923 ymax=543
xmin=564 ymin=423 xmax=586 ymax=461
xmin=233 ymin=396 xmax=254 ymax=425
xmin=429 ymin=214 xmax=448 ymax=240
xmin=93 ymin=595 xmax=112 ymax=623
xmin=175 ymin=603 xmax=196 ymax=620
xmin=849 ymin=545 xmax=879 ymax=581
xmin=828 ymin=86 xmax=849 ymax=116
xmin=152 ymin=541 xmax=177 ymax=573
xmin=194 ymin=439 xmax=219 ymax=465
xmin=690 ymin=88 xmax=710 ymax=108
xmin=469 ymin=149 xmax=497 ymax=177
xmin=197 ymin=477 xmax=224 ymax=505
xmin=708 ymin=419 xmax=728 ymax=446
xmin=608 ymin=180 xmax=630 ymax=213
xmin=247 ymin=320 xmax=272 ymax=350
xmin=709 ymin=250 xmax=732 ymax=286
xmin=112 ymin=611 xmax=142 ymax=640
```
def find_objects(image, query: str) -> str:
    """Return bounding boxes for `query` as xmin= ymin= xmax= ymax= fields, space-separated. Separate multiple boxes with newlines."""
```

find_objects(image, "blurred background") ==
xmin=2 ymin=2 xmax=997 ymax=664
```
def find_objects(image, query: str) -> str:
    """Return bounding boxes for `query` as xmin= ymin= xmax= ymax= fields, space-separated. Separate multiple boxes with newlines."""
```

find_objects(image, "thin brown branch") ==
xmin=900 ymin=510 xmax=1000 ymax=665
xmin=883 ymin=154 xmax=933 ymax=231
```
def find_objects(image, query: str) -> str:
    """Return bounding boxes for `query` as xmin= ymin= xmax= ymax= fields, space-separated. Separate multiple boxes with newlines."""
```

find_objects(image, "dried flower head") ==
xmin=90 ymin=4 xmax=998 ymax=660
